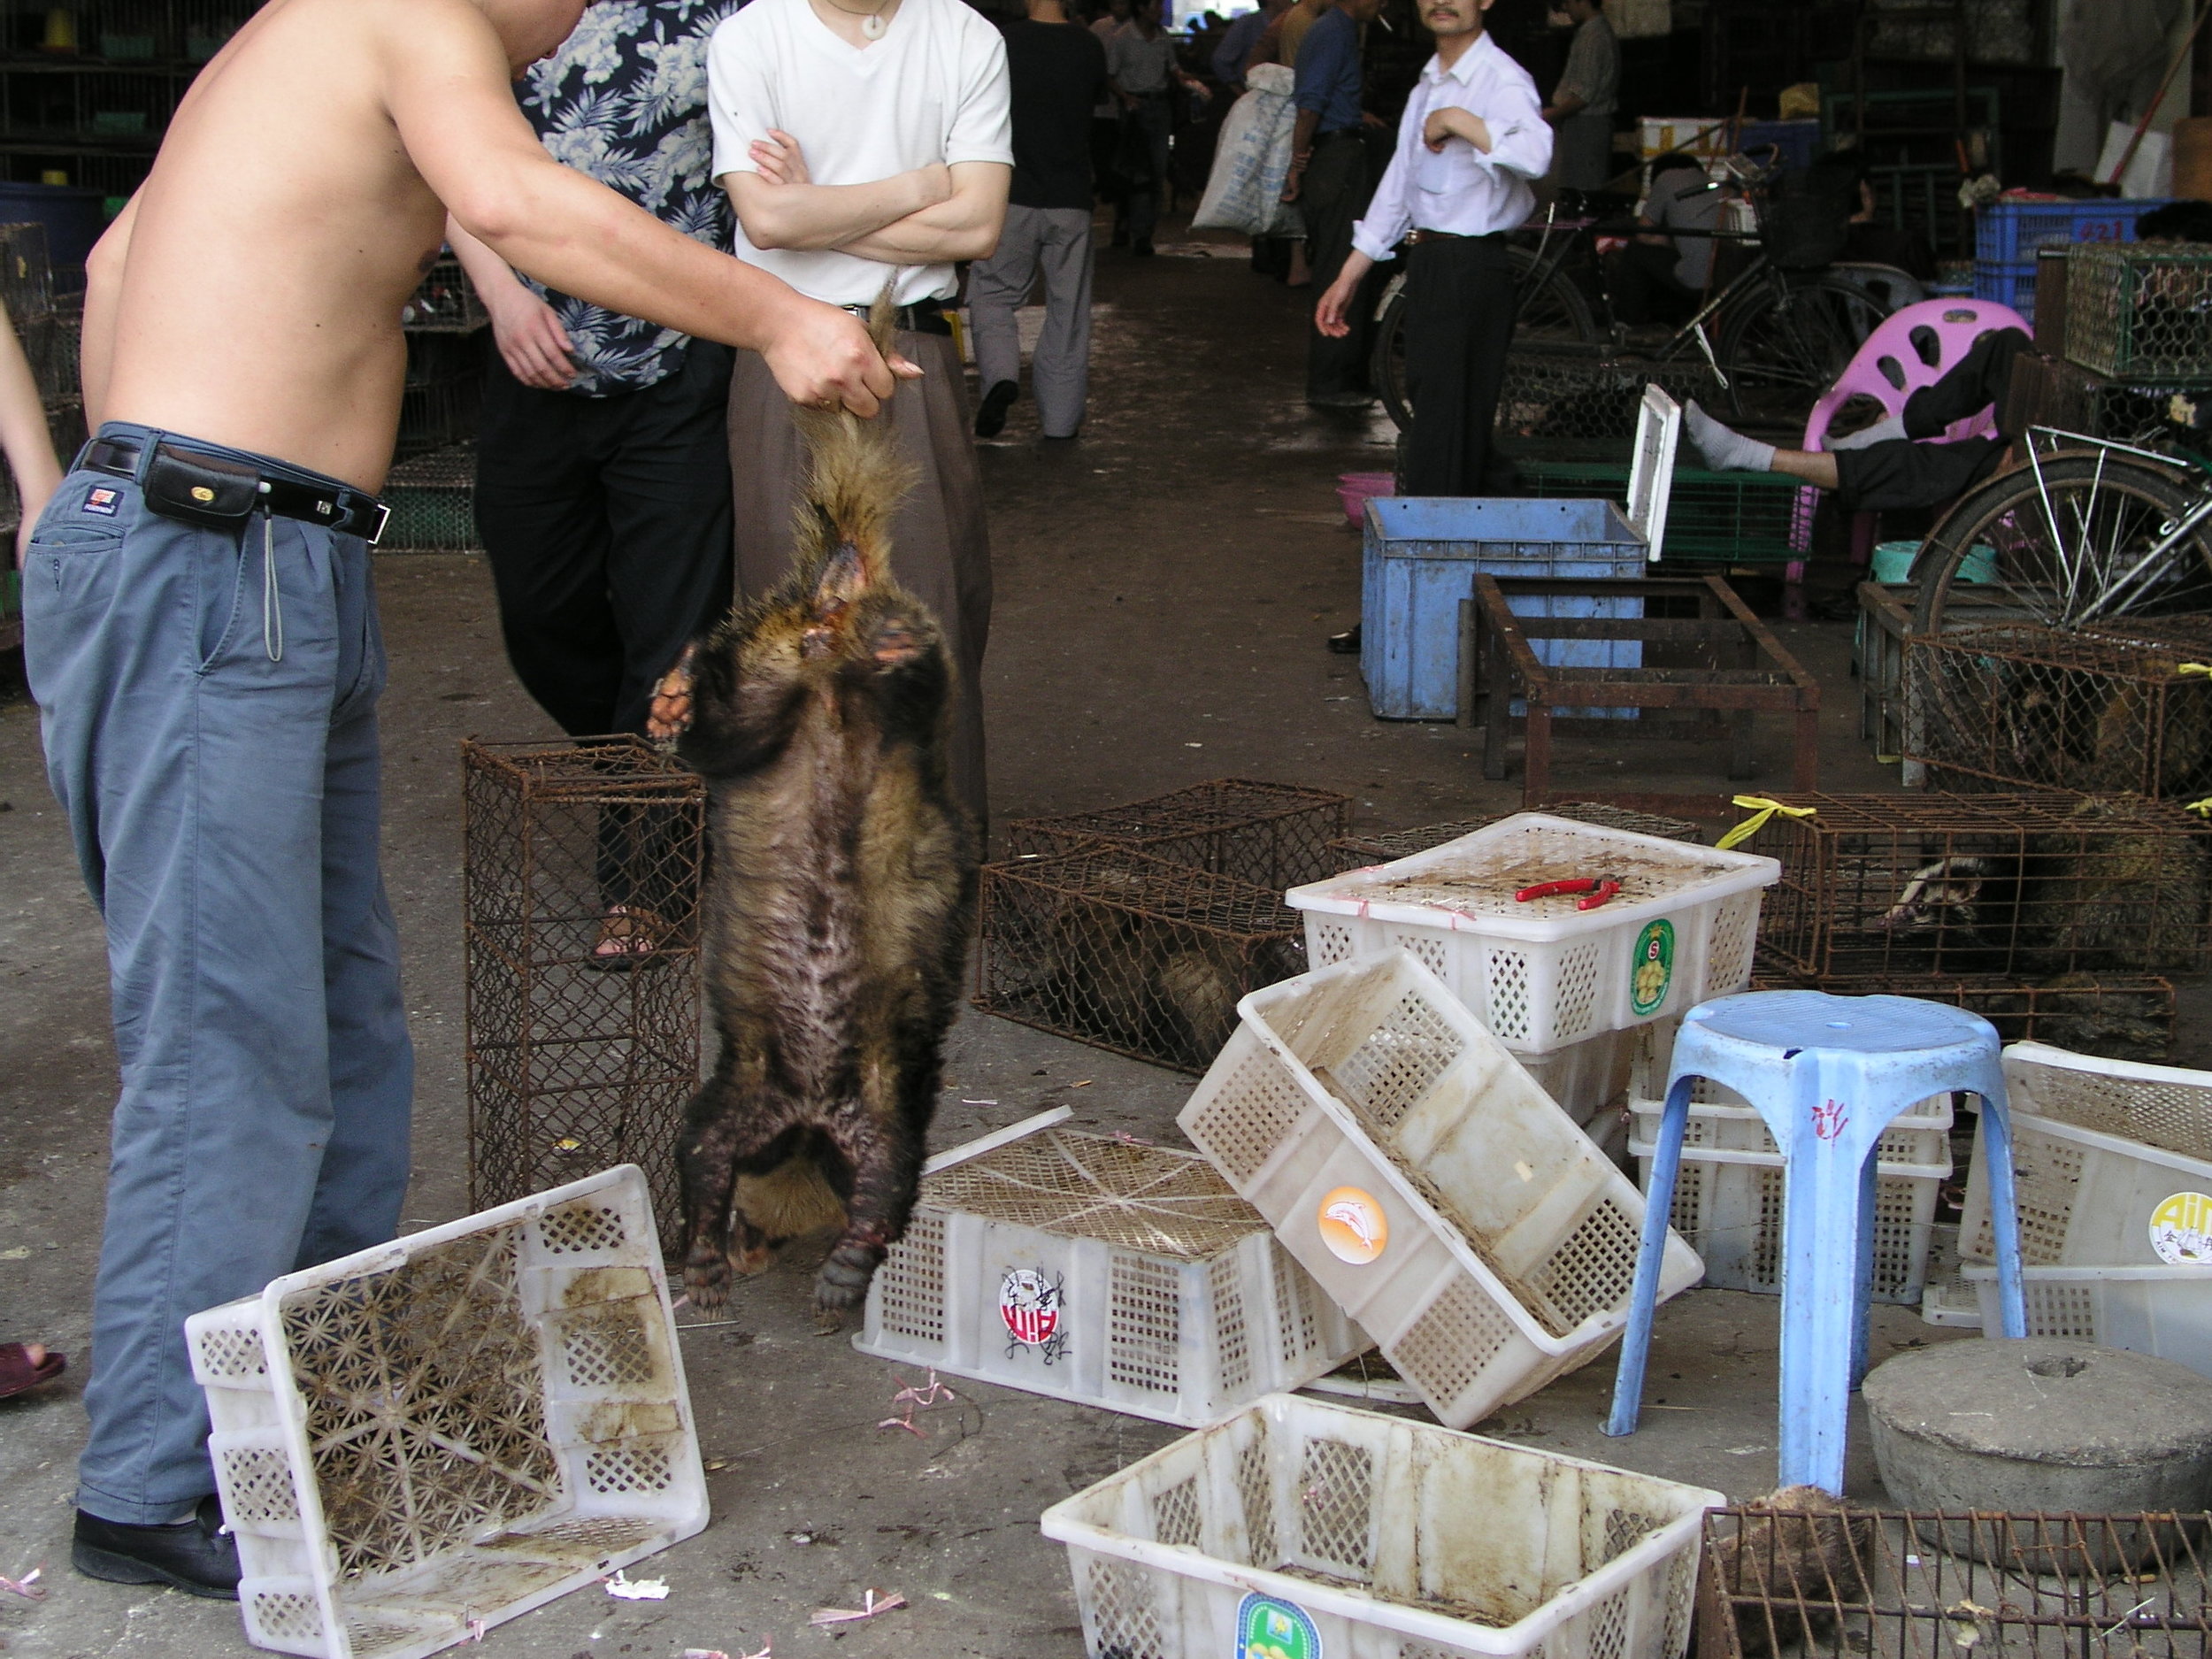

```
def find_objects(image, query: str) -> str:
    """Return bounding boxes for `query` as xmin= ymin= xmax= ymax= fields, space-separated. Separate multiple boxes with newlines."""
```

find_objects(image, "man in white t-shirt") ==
xmin=707 ymin=0 xmax=1012 ymax=826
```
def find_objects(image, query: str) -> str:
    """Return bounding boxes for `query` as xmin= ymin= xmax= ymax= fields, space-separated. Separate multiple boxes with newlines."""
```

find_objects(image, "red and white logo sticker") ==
xmin=1316 ymin=1187 xmax=1388 ymax=1265
xmin=999 ymin=1267 xmax=1063 ymax=1348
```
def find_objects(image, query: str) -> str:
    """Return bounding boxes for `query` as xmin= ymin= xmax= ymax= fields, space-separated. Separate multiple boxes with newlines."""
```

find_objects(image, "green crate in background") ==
xmin=380 ymin=443 xmax=479 ymax=552
xmin=2065 ymin=244 xmax=2212 ymax=385
xmin=1511 ymin=457 xmax=1804 ymax=565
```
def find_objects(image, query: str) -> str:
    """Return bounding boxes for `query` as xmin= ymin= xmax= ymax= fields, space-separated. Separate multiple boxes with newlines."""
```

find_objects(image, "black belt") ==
xmin=81 ymin=434 xmax=389 ymax=546
xmin=1408 ymin=228 xmax=1506 ymax=245
xmin=841 ymin=297 xmax=953 ymax=337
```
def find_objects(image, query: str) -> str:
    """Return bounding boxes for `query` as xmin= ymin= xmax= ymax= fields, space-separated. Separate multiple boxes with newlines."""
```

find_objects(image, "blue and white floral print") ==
xmin=518 ymin=0 xmax=741 ymax=395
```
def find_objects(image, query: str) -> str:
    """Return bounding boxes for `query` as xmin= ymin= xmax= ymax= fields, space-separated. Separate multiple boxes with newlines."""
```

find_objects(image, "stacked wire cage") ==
xmin=1004 ymin=779 xmax=1350 ymax=891
xmin=462 ymin=739 xmax=706 ymax=1236
xmin=380 ymin=443 xmax=479 ymax=552
xmin=2066 ymin=243 xmax=2212 ymax=386
xmin=975 ymin=845 xmax=1306 ymax=1073
xmin=1905 ymin=618 xmax=2212 ymax=798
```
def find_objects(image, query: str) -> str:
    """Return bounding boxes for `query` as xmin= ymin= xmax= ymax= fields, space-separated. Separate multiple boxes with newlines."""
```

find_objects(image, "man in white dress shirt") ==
xmin=1314 ymin=0 xmax=1548 ymax=496
xmin=707 ymin=0 xmax=1012 ymax=826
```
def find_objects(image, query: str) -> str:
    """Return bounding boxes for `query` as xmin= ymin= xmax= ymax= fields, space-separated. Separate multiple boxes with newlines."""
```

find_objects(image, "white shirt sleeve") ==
xmin=946 ymin=15 xmax=1014 ymax=167
xmin=1470 ymin=68 xmax=1551 ymax=182
xmin=1351 ymin=105 xmax=1418 ymax=263
xmin=707 ymin=13 xmax=777 ymax=180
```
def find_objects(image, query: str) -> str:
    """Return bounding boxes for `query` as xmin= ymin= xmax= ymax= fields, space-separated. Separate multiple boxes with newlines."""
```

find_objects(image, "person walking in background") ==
xmin=1314 ymin=0 xmax=1548 ymax=648
xmin=972 ymin=0 xmax=1107 ymax=437
xmin=1108 ymin=5 xmax=1206 ymax=257
xmin=1286 ymin=0 xmax=1385 ymax=407
xmin=1091 ymin=0 xmax=1133 ymax=241
xmin=1211 ymin=0 xmax=1286 ymax=88
xmin=449 ymin=0 xmax=739 ymax=965
xmin=1542 ymin=0 xmax=1617 ymax=191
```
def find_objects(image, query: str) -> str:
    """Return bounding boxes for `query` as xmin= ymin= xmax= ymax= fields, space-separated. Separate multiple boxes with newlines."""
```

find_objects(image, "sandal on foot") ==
xmin=0 ymin=1342 xmax=65 ymax=1399
xmin=588 ymin=904 xmax=668 ymax=972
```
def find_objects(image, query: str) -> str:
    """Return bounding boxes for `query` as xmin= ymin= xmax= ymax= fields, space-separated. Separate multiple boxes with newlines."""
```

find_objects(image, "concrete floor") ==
xmin=0 ymin=221 xmax=2080 ymax=1658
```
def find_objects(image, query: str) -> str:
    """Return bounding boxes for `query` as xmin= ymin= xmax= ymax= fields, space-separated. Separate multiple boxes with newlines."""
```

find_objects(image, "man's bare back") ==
xmin=88 ymin=0 xmax=907 ymax=492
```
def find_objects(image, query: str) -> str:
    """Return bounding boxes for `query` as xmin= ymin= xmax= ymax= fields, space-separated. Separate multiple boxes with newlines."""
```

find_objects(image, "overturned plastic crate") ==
xmin=1328 ymin=802 xmax=1704 ymax=869
xmin=975 ymin=845 xmax=1306 ymax=1074
xmin=1004 ymin=779 xmax=1350 ymax=892
xmin=1041 ymin=1392 xmax=1720 ymax=1659
xmin=185 ymin=1165 xmax=706 ymax=1659
xmin=1960 ymin=1106 xmax=2212 ymax=1268
xmin=1179 ymin=953 xmax=1703 ymax=1430
xmin=854 ymin=1113 xmax=1361 ymax=1426
xmin=2066 ymin=242 xmax=2212 ymax=383
xmin=1288 ymin=811 xmax=1778 ymax=1052
xmin=1730 ymin=792 xmax=2212 ymax=980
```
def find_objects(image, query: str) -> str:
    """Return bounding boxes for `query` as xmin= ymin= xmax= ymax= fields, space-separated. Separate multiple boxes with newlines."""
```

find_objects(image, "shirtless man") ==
xmin=25 ymin=0 xmax=904 ymax=1600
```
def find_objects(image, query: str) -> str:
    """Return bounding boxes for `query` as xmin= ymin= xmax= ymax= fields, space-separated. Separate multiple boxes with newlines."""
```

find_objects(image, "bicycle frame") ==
xmin=2019 ymin=426 xmax=2212 ymax=625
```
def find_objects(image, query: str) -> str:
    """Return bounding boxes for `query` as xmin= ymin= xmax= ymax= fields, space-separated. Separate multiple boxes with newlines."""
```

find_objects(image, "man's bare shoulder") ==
xmin=230 ymin=0 xmax=511 ymax=88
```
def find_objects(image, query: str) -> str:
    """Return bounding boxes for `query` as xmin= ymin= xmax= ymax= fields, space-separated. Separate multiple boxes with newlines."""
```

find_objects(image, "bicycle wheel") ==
xmin=1716 ymin=273 xmax=1888 ymax=401
xmin=1370 ymin=245 xmax=1598 ymax=433
xmin=1912 ymin=449 xmax=2212 ymax=635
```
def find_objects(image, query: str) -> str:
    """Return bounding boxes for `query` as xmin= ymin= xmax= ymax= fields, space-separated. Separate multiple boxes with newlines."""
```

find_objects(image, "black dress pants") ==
xmin=474 ymin=339 xmax=736 ymax=739
xmin=1302 ymin=132 xmax=1377 ymax=398
xmin=1402 ymin=233 xmax=1518 ymax=495
xmin=1832 ymin=326 xmax=2032 ymax=512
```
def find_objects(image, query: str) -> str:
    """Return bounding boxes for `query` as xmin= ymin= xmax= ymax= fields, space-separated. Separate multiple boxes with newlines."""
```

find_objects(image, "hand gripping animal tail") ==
xmin=651 ymin=298 xmax=979 ymax=1324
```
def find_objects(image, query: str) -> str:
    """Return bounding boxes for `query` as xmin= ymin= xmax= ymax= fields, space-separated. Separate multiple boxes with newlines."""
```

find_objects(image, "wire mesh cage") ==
xmin=1999 ymin=348 xmax=2199 ymax=448
xmin=2066 ymin=243 xmax=2212 ymax=384
xmin=1003 ymin=779 xmax=1351 ymax=892
xmin=398 ymin=330 xmax=484 ymax=458
xmin=1327 ymin=802 xmax=1705 ymax=869
xmin=1697 ymin=1506 xmax=2212 ymax=1658
xmin=975 ymin=845 xmax=1307 ymax=1073
xmin=1515 ymin=457 xmax=1806 ymax=565
xmin=1906 ymin=619 xmax=2212 ymax=797
xmin=1732 ymin=792 xmax=2212 ymax=980
xmin=1757 ymin=968 xmax=2177 ymax=1062
xmin=380 ymin=442 xmax=479 ymax=552
xmin=403 ymin=254 xmax=488 ymax=334
xmin=1494 ymin=342 xmax=1726 ymax=457
xmin=462 ymin=739 xmax=705 ymax=1240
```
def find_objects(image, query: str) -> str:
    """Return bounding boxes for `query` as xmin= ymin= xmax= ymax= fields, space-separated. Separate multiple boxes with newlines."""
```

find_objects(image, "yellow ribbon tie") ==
xmin=2178 ymin=664 xmax=2212 ymax=679
xmin=2186 ymin=797 xmax=2212 ymax=818
xmin=1717 ymin=795 xmax=1816 ymax=851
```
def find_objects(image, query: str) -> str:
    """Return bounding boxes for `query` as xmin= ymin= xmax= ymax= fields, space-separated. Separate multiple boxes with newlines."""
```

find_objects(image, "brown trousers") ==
xmin=726 ymin=329 xmax=993 ymax=828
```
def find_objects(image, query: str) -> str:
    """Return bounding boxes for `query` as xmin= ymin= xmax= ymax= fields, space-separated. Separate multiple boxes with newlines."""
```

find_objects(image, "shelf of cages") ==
xmin=0 ymin=65 xmax=183 ymax=145
xmin=380 ymin=442 xmax=479 ymax=553
xmin=0 ymin=3 xmax=254 ymax=65
xmin=404 ymin=255 xmax=487 ymax=334
xmin=398 ymin=330 xmax=484 ymax=459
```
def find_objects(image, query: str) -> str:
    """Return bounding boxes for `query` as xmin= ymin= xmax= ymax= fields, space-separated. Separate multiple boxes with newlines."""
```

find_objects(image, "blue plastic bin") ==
xmin=1970 ymin=258 xmax=2039 ymax=324
xmin=1738 ymin=119 xmax=1822 ymax=172
xmin=1974 ymin=197 xmax=2171 ymax=265
xmin=1360 ymin=495 xmax=1647 ymax=721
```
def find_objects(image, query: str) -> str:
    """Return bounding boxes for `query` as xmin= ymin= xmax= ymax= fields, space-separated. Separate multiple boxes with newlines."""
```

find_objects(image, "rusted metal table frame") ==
xmin=1463 ymin=572 xmax=1822 ymax=804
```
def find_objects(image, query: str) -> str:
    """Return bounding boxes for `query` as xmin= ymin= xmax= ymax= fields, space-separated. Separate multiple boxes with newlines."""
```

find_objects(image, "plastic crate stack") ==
xmin=1971 ymin=197 xmax=2169 ymax=326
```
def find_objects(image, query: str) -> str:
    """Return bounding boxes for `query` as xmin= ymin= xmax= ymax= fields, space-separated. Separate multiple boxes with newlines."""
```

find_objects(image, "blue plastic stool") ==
xmin=1604 ymin=990 xmax=2029 ymax=1494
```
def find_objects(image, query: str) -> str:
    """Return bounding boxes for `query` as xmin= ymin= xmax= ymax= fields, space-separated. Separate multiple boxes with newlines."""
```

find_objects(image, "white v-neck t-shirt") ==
xmin=707 ymin=0 xmax=1012 ymax=306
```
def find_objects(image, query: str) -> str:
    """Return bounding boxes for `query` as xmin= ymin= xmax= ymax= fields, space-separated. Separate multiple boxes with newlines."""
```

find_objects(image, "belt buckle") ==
xmin=365 ymin=502 xmax=390 ymax=549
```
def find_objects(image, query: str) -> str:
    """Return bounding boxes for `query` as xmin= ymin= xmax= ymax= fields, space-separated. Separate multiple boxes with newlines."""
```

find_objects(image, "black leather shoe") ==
xmin=973 ymin=379 xmax=1018 ymax=438
xmin=1327 ymin=623 xmax=1362 ymax=654
xmin=73 ymin=1495 xmax=242 ymax=1600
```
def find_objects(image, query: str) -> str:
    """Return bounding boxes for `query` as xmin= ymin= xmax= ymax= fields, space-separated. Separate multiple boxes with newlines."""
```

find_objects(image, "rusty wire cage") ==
xmin=2001 ymin=349 xmax=2197 ymax=449
xmin=462 ymin=738 xmax=705 ymax=1239
xmin=2066 ymin=242 xmax=2212 ymax=384
xmin=381 ymin=442 xmax=479 ymax=552
xmin=1905 ymin=619 xmax=2212 ymax=798
xmin=1731 ymin=792 xmax=2212 ymax=981
xmin=403 ymin=255 xmax=489 ymax=334
xmin=1494 ymin=342 xmax=1727 ymax=457
xmin=975 ymin=846 xmax=1307 ymax=1073
xmin=1326 ymin=802 xmax=1705 ymax=870
xmin=1698 ymin=1506 xmax=2212 ymax=1658
xmin=1754 ymin=961 xmax=2177 ymax=1062
xmin=1003 ymin=779 xmax=1350 ymax=892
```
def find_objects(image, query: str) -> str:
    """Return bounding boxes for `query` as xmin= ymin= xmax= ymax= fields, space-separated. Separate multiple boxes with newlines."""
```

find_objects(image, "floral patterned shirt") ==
xmin=518 ymin=0 xmax=741 ymax=396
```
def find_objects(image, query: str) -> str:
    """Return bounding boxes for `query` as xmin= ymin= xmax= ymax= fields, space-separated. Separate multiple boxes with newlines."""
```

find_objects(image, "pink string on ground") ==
xmin=0 ymin=1567 xmax=43 ymax=1601
xmin=878 ymin=1368 xmax=957 ymax=1436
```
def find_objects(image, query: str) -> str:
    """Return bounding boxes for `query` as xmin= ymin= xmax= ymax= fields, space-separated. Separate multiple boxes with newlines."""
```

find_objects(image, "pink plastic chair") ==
xmin=1786 ymin=296 xmax=2032 ymax=576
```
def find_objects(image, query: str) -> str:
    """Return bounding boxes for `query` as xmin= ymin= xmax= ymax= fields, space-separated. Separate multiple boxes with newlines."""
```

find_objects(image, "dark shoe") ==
xmin=1327 ymin=624 xmax=1362 ymax=654
xmin=1133 ymin=238 xmax=1155 ymax=257
xmin=973 ymin=379 xmax=1018 ymax=438
xmin=73 ymin=1496 xmax=242 ymax=1600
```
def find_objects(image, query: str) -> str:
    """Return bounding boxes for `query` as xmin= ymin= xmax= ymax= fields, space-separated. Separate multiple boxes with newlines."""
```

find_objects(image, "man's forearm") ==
xmin=726 ymin=169 xmax=947 ymax=252
xmin=445 ymin=216 xmax=536 ymax=316
xmin=836 ymin=167 xmax=1010 ymax=265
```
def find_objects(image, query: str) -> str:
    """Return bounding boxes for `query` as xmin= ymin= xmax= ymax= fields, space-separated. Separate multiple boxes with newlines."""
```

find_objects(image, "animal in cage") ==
xmin=1714 ymin=1486 xmax=1870 ymax=1658
xmin=655 ymin=311 xmax=979 ymax=1323
xmin=1036 ymin=872 xmax=1246 ymax=1063
xmin=1976 ymin=972 xmax=2174 ymax=1061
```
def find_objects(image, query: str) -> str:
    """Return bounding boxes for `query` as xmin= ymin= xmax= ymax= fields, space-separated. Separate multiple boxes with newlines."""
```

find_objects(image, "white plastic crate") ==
xmin=1629 ymin=1133 xmax=1950 ymax=1304
xmin=185 ymin=1166 xmax=706 ymax=1659
xmin=852 ymin=1113 xmax=1362 ymax=1427
xmin=1519 ymin=1024 xmax=1641 ymax=1126
xmin=1288 ymin=813 xmax=1778 ymax=1053
xmin=1041 ymin=1392 xmax=1722 ymax=1659
xmin=1961 ymin=1106 xmax=2212 ymax=1269
xmin=1627 ymin=1089 xmax=1953 ymax=1166
xmin=1918 ymin=1223 xmax=1984 ymax=1329
xmin=2001 ymin=1041 xmax=2212 ymax=1164
xmin=1963 ymin=1263 xmax=2212 ymax=1379
xmin=1179 ymin=952 xmax=1703 ymax=1430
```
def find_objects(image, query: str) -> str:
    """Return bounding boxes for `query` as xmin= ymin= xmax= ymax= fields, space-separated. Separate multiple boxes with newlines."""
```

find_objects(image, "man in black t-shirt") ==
xmin=972 ymin=0 xmax=1109 ymax=439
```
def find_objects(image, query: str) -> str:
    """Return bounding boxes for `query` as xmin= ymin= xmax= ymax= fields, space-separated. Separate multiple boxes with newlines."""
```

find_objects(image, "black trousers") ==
xmin=1833 ymin=326 xmax=2031 ymax=512
xmin=474 ymin=339 xmax=736 ymax=739
xmin=1402 ymin=234 xmax=1518 ymax=495
xmin=1607 ymin=239 xmax=1699 ymax=326
xmin=1302 ymin=132 xmax=1377 ymax=398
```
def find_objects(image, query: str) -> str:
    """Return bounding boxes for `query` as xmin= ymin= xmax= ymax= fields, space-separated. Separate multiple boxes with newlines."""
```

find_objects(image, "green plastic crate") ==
xmin=1514 ymin=458 xmax=1802 ymax=565
xmin=380 ymin=442 xmax=479 ymax=552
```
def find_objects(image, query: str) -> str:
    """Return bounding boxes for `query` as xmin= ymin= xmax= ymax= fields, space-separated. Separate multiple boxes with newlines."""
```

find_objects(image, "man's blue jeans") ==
xmin=22 ymin=424 xmax=413 ymax=1524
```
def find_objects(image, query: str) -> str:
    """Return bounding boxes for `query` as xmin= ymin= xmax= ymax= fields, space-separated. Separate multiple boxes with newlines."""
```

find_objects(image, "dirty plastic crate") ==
xmin=1179 ymin=952 xmax=1703 ymax=1430
xmin=1629 ymin=1129 xmax=1950 ymax=1303
xmin=1961 ymin=1104 xmax=2212 ymax=1270
xmin=185 ymin=1166 xmax=705 ymax=1659
xmin=2001 ymin=1040 xmax=2212 ymax=1165
xmin=1360 ymin=495 xmax=1647 ymax=721
xmin=853 ymin=1114 xmax=1362 ymax=1428
xmin=1627 ymin=1087 xmax=1953 ymax=1166
xmin=1041 ymin=1392 xmax=1721 ymax=1659
xmin=1975 ymin=197 xmax=2171 ymax=265
xmin=1962 ymin=1263 xmax=2212 ymax=1378
xmin=1287 ymin=812 xmax=1779 ymax=1053
xmin=1519 ymin=1025 xmax=1643 ymax=1128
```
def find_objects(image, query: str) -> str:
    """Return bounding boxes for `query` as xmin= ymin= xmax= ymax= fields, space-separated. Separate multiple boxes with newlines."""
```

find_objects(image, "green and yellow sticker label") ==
xmin=1630 ymin=918 xmax=1676 ymax=1017
xmin=2150 ymin=1192 xmax=2212 ymax=1264
xmin=1235 ymin=1593 xmax=1320 ymax=1659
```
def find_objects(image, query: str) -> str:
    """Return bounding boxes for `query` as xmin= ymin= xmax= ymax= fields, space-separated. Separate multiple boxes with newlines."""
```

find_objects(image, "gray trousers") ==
xmin=969 ymin=204 xmax=1095 ymax=440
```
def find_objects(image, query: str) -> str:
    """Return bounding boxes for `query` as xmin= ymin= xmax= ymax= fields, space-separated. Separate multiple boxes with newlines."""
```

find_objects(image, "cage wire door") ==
xmin=463 ymin=739 xmax=704 ymax=1246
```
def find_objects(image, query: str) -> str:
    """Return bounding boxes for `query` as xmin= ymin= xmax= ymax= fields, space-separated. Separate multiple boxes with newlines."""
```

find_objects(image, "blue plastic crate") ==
xmin=1973 ymin=198 xmax=2171 ymax=265
xmin=1971 ymin=258 xmax=2039 ymax=325
xmin=1738 ymin=119 xmax=1822 ymax=172
xmin=1359 ymin=495 xmax=1647 ymax=721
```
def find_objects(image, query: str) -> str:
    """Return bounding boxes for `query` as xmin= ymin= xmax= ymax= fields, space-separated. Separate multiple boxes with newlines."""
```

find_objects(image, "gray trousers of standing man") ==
xmin=729 ymin=327 xmax=993 ymax=829
xmin=970 ymin=204 xmax=1094 ymax=439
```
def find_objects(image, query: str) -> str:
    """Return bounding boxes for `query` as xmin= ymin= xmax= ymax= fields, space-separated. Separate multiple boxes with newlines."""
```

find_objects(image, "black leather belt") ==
xmin=80 ymin=434 xmax=390 ymax=546
xmin=841 ymin=297 xmax=953 ymax=336
xmin=1408 ymin=228 xmax=1506 ymax=244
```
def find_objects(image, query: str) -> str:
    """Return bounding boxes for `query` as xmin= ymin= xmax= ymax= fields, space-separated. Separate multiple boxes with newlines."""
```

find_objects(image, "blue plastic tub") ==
xmin=1360 ymin=495 xmax=1647 ymax=721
